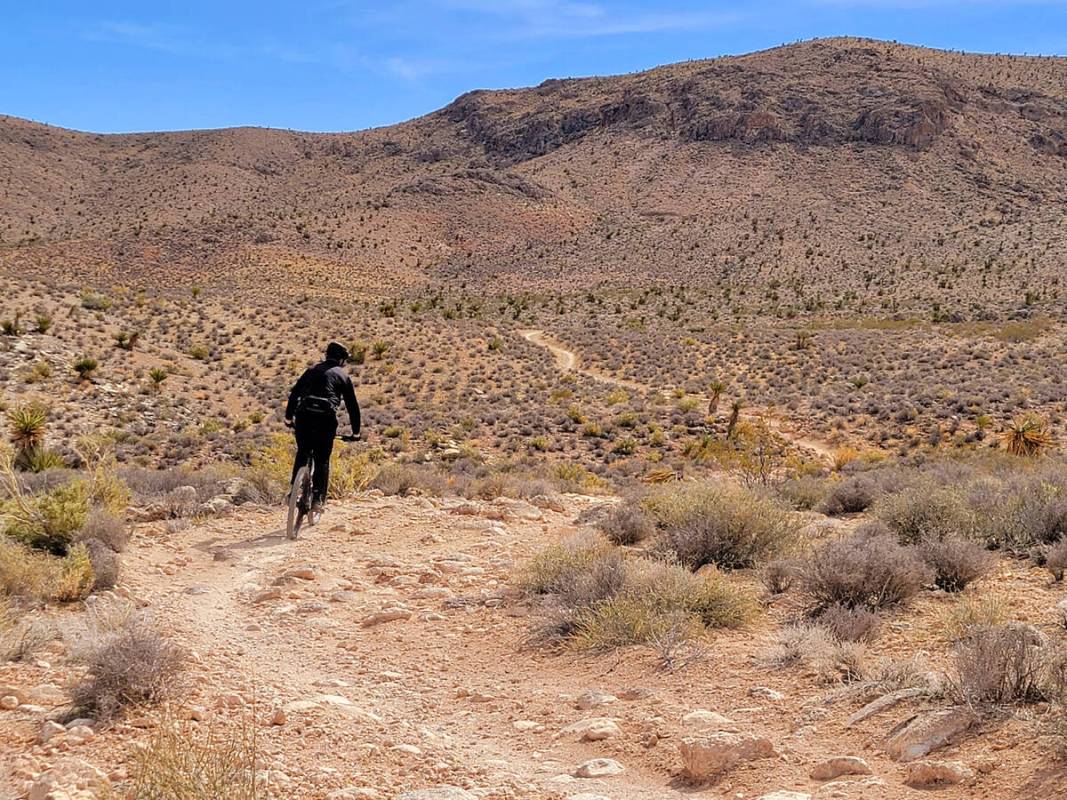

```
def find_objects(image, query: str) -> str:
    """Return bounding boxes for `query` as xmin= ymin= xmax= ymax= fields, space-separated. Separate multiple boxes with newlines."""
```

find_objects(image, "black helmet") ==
xmin=325 ymin=341 xmax=350 ymax=362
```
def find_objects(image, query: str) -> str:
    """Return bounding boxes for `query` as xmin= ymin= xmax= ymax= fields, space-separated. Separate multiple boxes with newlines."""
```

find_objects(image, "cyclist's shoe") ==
xmin=310 ymin=497 xmax=325 ymax=514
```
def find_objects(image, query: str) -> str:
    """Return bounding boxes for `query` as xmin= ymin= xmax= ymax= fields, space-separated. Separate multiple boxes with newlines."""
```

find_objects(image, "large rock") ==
xmin=903 ymin=760 xmax=974 ymax=788
xmin=884 ymin=708 xmax=975 ymax=762
xmin=844 ymin=688 xmax=928 ymax=728
xmin=679 ymin=732 xmax=777 ymax=780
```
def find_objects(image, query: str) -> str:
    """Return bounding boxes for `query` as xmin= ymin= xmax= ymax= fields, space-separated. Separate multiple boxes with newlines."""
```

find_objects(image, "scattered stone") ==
xmin=284 ymin=566 xmax=317 ymax=581
xmin=616 ymin=687 xmax=653 ymax=701
xmin=844 ymin=688 xmax=928 ymax=728
xmin=679 ymin=732 xmax=778 ymax=780
xmin=903 ymin=760 xmax=974 ymax=788
xmin=574 ymin=758 xmax=624 ymax=778
xmin=28 ymin=757 xmax=110 ymax=800
xmin=748 ymin=686 xmax=785 ymax=702
xmin=39 ymin=721 xmax=67 ymax=743
xmin=252 ymin=588 xmax=282 ymax=603
xmin=397 ymin=788 xmax=476 ymax=800
xmin=758 ymin=793 xmax=811 ymax=800
xmin=575 ymin=690 xmax=617 ymax=710
xmin=0 ymin=695 xmax=18 ymax=710
xmin=884 ymin=708 xmax=975 ymax=762
xmin=361 ymin=608 xmax=411 ymax=627
xmin=810 ymin=756 xmax=872 ymax=781
xmin=813 ymin=776 xmax=890 ymax=798
xmin=561 ymin=718 xmax=621 ymax=742
xmin=681 ymin=709 xmax=736 ymax=730
xmin=513 ymin=720 xmax=545 ymax=732
xmin=270 ymin=709 xmax=287 ymax=726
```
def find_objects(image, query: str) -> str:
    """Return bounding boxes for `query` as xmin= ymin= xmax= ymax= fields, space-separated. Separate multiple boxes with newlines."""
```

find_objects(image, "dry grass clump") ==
xmin=818 ymin=475 xmax=880 ymax=516
xmin=802 ymin=528 xmax=931 ymax=610
xmin=816 ymin=604 xmax=882 ymax=643
xmin=0 ymin=537 xmax=94 ymax=603
xmin=69 ymin=615 xmax=185 ymax=719
xmin=598 ymin=502 xmax=654 ymax=546
xmin=763 ymin=623 xmax=866 ymax=683
xmin=519 ymin=535 xmax=755 ymax=651
xmin=948 ymin=624 xmax=1062 ymax=709
xmin=917 ymin=535 xmax=993 ymax=592
xmin=123 ymin=716 xmax=263 ymax=800
xmin=939 ymin=595 xmax=1008 ymax=642
xmin=776 ymin=476 xmax=827 ymax=511
xmin=872 ymin=483 xmax=975 ymax=544
xmin=760 ymin=558 xmax=803 ymax=595
xmin=368 ymin=463 xmax=447 ymax=497
xmin=0 ymin=600 xmax=54 ymax=662
xmin=1046 ymin=538 xmax=1067 ymax=582
xmin=643 ymin=483 xmax=800 ymax=570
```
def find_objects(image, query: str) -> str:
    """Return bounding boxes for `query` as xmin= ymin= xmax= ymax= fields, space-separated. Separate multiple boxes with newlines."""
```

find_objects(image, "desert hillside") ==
xmin=2 ymin=37 xmax=1066 ymax=313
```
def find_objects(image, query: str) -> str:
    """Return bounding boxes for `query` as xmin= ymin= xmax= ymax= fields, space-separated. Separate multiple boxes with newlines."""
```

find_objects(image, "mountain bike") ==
xmin=286 ymin=432 xmax=359 ymax=540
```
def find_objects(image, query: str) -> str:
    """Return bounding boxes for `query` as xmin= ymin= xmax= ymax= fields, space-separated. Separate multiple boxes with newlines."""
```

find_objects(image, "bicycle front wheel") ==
xmin=287 ymin=466 xmax=312 ymax=540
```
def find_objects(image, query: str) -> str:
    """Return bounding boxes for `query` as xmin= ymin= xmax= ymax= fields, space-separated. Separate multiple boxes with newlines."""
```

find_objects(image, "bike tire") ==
xmin=287 ymin=465 xmax=312 ymax=540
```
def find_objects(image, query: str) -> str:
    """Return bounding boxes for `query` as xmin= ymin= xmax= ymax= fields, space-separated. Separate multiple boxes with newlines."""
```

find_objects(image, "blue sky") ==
xmin=2 ymin=1 xmax=1065 ymax=133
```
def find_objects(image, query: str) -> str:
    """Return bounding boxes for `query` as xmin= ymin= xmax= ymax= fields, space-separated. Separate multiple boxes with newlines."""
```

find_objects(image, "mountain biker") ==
xmin=285 ymin=342 xmax=361 ymax=513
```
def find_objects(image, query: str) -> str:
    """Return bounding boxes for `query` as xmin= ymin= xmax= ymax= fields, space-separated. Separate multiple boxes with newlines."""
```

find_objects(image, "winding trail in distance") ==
xmin=519 ymin=328 xmax=836 ymax=463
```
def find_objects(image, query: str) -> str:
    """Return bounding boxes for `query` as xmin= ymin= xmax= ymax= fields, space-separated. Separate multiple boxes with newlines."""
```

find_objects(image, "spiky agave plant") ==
xmin=1002 ymin=415 xmax=1055 ymax=457
xmin=7 ymin=403 xmax=49 ymax=464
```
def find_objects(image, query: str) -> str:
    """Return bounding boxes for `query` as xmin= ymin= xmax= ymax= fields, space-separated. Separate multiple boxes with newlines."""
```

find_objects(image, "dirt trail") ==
xmin=519 ymin=328 xmax=837 ymax=462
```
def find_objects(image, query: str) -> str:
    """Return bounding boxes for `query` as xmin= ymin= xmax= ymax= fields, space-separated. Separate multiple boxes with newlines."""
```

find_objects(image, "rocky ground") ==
xmin=4 ymin=487 xmax=1067 ymax=799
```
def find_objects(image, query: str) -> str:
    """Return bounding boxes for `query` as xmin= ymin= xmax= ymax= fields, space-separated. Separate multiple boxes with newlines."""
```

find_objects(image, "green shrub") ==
xmin=872 ymin=483 xmax=975 ymax=544
xmin=644 ymin=483 xmax=800 ymax=570
xmin=3 ymin=480 xmax=91 ymax=554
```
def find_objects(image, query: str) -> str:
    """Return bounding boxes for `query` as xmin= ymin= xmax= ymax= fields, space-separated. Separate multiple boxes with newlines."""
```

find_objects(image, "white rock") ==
xmin=361 ymin=608 xmax=411 ymax=627
xmin=396 ymin=788 xmax=476 ymax=800
xmin=575 ymin=690 xmax=616 ymax=710
xmin=39 ymin=720 xmax=66 ymax=744
xmin=681 ymin=709 xmax=736 ymax=729
xmin=561 ymin=718 xmax=621 ymax=742
xmin=1 ymin=695 xmax=19 ymax=710
xmin=884 ymin=708 xmax=975 ymax=762
xmin=574 ymin=758 xmax=624 ymax=778
xmin=758 ymin=793 xmax=811 ymax=800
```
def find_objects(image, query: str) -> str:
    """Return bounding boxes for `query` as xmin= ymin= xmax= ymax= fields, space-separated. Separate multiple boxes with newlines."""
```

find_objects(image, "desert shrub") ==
xmin=918 ymin=535 xmax=993 ymax=592
xmin=940 ymin=595 xmax=1007 ymax=642
xmin=69 ymin=616 xmax=185 ymax=719
xmin=518 ymin=534 xmax=623 ymax=603
xmin=3 ymin=479 xmax=91 ymax=554
xmin=776 ymin=476 xmax=827 ymax=511
xmin=802 ymin=530 xmax=931 ymax=610
xmin=520 ymin=536 xmax=754 ymax=650
xmin=126 ymin=716 xmax=263 ymax=800
xmin=948 ymin=623 xmax=1055 ymax=708
xmin=599 ymin=502 xmax=654 ymax=546
xmin=84 ymin=539 xmax=121 ymax=590
xmin=571 ymin=559 xmax=753 ymax=650
xmin=0 ymin=537 xmax=61 ymax=601
xmin=818 ymin=475 xmax=878 ymax=515
xmin=52 ymin=544 xmax=95 ymax=602
xmin=816 ymin=604 xmax=882 ymax=643
xmin=551 ymin=462 xmax=606 ymax=494
xmin=872 ymin=483 xmax=975 ymax=544
xmin=76 ymin=510 xmax=128 ymax=553
xmin=327 ymin=446 xmax=378 ymax=499
xmin=645 ymin=483 xmax=800 ymax=570
xmin=1047 ymin=538 xmax=1067 ymax=582
xmin=369 ymin=463 xmax=447 ymax=496
xmin=974 ymin=477 xmax=1067 ymax=554
xmin=761 ymin=558 xmax=802 ymax=595
xmin=0 ymin=602 xmax=54 ymax=662
xmin=764 ymin=623 xmax=866 ymax=683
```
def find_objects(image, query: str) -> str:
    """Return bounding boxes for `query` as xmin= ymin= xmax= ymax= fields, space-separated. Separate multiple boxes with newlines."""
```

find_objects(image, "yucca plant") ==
xmin=708 ymin=380 xmax=727 ymax=416
xmin=147 ymin=367 xmax=169 ymax=389
xmin=726 ymin=401 xmax=743 ymax=440
xmin=73 ymin=357 xmax=99 ymax=381
xmin=1002 ymin=415 xmax=1055 ymax=457
xmin=7 ymin=404 xmax=49 ymax=466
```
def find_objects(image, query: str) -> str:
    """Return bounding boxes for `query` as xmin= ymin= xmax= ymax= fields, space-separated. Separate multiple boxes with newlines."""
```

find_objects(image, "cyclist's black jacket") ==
xmin=285 ymin=359 xmax=361 ymax=432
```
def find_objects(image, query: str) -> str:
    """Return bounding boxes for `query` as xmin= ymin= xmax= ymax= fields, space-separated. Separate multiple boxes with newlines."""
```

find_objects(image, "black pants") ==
xmin=291 ymin=413 xmax=336 ymax=503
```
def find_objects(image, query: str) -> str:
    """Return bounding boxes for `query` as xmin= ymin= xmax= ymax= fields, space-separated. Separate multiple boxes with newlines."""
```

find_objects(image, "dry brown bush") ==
xmin=802 ymin=530 xmax=931 ymax=610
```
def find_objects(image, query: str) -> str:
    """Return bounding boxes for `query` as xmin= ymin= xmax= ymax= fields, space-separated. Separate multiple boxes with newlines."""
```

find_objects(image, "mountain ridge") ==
xmin=2 ymin=36 xmax=1065 ymax=314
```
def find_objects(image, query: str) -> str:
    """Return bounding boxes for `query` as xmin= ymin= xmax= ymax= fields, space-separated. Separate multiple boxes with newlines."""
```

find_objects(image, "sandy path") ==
xmin=518 ymin=328 xmax=837 ymax=462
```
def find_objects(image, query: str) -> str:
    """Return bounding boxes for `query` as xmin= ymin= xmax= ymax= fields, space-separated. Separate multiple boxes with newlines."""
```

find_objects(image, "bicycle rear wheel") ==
xmin=287 ymin=465 xmax=312 ymax=540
